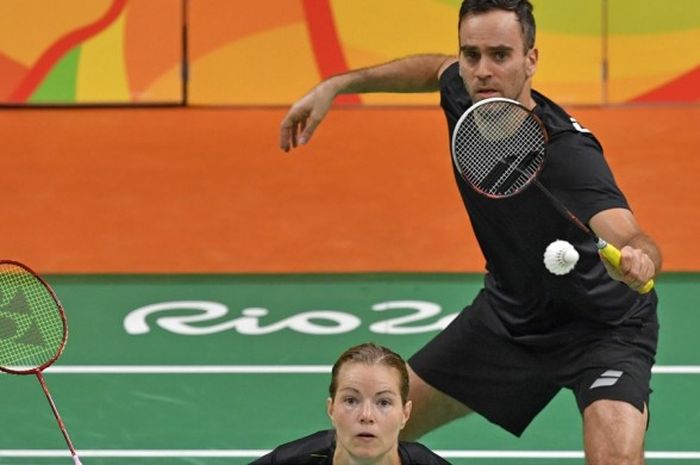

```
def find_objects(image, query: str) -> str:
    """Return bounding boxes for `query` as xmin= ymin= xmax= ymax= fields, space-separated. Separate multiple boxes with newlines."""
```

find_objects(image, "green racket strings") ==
xmin=0 ymin=263 xmax=65 ymax=371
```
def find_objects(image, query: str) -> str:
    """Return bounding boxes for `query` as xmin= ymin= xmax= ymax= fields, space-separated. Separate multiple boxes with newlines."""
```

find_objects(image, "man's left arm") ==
xmin=589 ymin=208 xmax=662 ymax=292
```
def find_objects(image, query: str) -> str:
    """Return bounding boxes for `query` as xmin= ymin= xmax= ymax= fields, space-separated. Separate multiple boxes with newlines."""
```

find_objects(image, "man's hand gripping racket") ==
xmin=0 ymin=261 xmax=83 ymax=464
xmin=451 ymin=97 xmax=654 ymax=293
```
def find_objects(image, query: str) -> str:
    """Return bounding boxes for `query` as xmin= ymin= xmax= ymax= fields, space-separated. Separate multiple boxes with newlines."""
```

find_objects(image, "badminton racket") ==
xmin=451 ymin=97 xmax=653 ymax=293
xmin=0 ymin=260 xmax=82 ymax=465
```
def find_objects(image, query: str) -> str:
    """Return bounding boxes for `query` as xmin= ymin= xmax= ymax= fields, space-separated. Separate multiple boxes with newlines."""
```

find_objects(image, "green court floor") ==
xmin=0 ymin=273 xmax=698 ymax=465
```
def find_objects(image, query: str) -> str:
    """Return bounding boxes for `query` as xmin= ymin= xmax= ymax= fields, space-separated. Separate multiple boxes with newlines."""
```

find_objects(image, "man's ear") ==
xmin=526 ymin=47 xmax=539 ymax=78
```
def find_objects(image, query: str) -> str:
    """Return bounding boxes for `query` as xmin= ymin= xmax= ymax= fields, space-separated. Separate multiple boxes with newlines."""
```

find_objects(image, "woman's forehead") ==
xmin=336 ymin=362 xmax=401 ymax=389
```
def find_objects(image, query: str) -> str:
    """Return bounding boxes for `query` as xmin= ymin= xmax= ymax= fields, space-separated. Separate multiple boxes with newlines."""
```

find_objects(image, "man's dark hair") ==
xmin=459 ymin=0 xmax=536 ymax=51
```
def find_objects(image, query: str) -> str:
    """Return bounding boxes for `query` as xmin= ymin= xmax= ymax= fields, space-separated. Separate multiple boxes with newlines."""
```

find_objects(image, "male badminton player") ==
xmin=279 ymin=1 xmax=661 ymax=464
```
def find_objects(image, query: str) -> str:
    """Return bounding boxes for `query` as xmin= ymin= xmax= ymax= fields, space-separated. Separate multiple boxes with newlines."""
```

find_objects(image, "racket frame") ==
xmin=0 ymin=260 xmax=68 ymax=375
xmin=451 ymin=97 xmax=548 ymax=198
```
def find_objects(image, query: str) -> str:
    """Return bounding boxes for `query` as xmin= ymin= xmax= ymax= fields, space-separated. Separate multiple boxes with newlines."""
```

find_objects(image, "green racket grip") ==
xmin=597 ymin=239 xmax=654 ymax=294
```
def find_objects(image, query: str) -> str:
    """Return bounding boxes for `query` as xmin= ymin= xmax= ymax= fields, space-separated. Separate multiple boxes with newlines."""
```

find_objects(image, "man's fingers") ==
xmin=299 ymin=116 xmax=321 ymax=145
xmin=280 ymin=113 xmax=305 ymax=152
xmin=299 ymin=119 xmax=307 ymax=145
xmin=280 ymin=115 xmax=296 ymax=151
xmin=291 ymin=120 xmax=299 ymax=148
xmin=618 ymin=247 xmax=654 ymax=290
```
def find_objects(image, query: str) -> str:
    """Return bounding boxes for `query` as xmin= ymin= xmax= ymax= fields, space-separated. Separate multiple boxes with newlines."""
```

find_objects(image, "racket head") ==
xmin=0 ymin=260 xmax=67 ymax=374
xmin=451 ymin=97 xmax=548 ymax=198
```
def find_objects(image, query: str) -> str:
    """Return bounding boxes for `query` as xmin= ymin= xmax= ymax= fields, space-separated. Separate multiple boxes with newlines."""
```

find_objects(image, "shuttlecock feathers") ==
xmin=543 ymin=240 xmax=579 ymax=275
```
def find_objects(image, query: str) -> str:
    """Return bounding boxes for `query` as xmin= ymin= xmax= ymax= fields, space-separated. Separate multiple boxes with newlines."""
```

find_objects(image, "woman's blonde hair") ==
xmin=328 ymin=342 xmax=410 ymax=403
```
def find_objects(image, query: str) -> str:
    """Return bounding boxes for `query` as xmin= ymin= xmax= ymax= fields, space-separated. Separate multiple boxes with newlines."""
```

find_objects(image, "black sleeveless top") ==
xmin=250 ymin=429 xmax=450 ymax=465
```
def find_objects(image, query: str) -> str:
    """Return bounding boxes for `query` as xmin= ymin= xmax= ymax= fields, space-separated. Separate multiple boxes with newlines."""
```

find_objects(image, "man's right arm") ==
xmin=280 ymin=54 xmax=456 ymax=152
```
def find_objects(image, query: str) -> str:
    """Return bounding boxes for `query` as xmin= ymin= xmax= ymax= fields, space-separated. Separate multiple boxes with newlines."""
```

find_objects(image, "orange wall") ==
xmin=1 ymin=106 xmax=697 ymax=273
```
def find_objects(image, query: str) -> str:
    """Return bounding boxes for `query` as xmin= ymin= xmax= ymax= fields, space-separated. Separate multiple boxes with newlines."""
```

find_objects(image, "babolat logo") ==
xmin=589 ymin=369 xmax=624 ymax=389
xmin=124 ymin=300 xmax=458 ymax=336
xmin=570 ymin=117 xmax=591 ymax=134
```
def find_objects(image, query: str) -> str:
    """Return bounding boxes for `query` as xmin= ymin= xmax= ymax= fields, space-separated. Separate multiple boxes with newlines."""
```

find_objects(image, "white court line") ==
xmin=44 ymin=365 xmax=332 ymax=374
xmin=1 ymin=450 xmax=699 ymax=460
xmin=38 ymin=365 xmax=700 ymax=374
xmin=652 ymin=366 xmax=700 ymax=374
xmin=0 ymin=450 xmax=264 ymax=458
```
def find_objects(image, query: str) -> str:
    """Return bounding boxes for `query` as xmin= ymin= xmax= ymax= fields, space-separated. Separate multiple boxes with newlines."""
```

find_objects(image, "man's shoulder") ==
xmin=439 ymin=62 xmax=470 ymax=119
xmin=533 ymin=90 xmax=602 ymax=149
xmin=439 ymin=61 xmax=464 ymax=96
xmin=249 ymin=430 xmax=333 ymax=465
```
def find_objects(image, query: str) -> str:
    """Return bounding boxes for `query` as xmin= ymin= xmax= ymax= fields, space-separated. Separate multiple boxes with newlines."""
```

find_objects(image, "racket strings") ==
xmin=453 ymin=102 xmax=545 ymax=197
xmin=0 ymin=264 xmax=65 ymax=370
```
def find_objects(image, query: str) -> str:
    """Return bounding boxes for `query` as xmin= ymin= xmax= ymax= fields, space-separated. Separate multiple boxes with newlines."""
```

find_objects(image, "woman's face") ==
xmin=328 ymin=362 xmax=412 ymax=465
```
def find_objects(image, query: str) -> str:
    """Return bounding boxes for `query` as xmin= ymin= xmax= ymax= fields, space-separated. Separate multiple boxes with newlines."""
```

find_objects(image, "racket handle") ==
xmin=597 ymin=239 xmax=654 ymax=294
xmin=73 ymin=455 xmax=83 ymax=465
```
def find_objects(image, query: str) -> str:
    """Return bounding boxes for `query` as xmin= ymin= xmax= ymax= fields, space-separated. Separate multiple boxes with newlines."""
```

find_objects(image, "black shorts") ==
xmin=408 ymin=292 xmax=659 ymax=437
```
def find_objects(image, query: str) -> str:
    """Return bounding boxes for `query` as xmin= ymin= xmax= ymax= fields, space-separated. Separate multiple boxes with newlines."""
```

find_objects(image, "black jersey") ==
xmin=250 ymin=430 xmax=450 ymax=465
xmin=439 ymin=62 xmax=657 ymax=345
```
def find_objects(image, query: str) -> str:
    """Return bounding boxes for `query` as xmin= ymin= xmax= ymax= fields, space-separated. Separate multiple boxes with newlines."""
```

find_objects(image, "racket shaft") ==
xmin=36 ymin=372 xmax=83 ymax=464
xmin=597 ymin=240 xmax=654 ymax=294
xmin=533 ymin=181 xmax=593 ymax=236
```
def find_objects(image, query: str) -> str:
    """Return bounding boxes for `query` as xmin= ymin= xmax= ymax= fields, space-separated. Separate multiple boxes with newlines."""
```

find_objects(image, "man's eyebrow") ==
xmin=460 ymin=44 xmax=514 ymax=52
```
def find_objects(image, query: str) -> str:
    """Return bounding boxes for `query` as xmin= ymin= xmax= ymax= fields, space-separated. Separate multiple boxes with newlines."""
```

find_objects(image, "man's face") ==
xmin=458 ymin=9 xmax=538 ymax=106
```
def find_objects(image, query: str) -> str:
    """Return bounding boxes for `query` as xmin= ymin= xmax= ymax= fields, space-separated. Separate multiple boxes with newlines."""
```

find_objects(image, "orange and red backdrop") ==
xmin=2 ymin=0 xmax=699 ymax=105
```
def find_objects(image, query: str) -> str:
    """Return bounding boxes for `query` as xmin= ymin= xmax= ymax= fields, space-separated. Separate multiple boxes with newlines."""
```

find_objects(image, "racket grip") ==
xmin=597 ymin=239 xmax=654 ymax=294
xmin=73 ymin=455 xmax=83 ymax=465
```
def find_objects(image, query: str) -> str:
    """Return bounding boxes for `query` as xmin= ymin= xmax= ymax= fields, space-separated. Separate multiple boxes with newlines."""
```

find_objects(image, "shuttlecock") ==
xmin=543 ymin=240 xmax=579 ymax=275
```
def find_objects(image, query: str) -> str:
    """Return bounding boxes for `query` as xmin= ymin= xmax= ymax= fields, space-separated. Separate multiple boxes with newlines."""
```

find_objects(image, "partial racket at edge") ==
xmin=0 ymin=260 xmax=83 ymax=465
